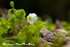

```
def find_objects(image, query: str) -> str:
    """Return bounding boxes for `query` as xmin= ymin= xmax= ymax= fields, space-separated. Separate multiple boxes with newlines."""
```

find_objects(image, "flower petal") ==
xmin=32 ymin=16 xmax=37 ymax=21
xmin=28 ymin=20 xmax=34 ymax=24
xmin=29 ymin=13 xmax=37 ymax=17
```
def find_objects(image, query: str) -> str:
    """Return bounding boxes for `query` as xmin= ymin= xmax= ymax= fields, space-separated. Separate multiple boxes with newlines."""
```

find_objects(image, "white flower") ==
xmin=27 ymin=13 xmax=37 ymax=24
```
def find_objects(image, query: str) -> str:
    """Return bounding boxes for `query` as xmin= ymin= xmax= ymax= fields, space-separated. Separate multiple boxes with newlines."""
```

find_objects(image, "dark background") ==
xmin=0 ymin=0 xmax=70 ymax=21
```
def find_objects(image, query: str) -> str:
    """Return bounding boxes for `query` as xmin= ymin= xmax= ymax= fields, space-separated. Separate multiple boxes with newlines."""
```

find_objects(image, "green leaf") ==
xmin=28 ymin=24 xmax=38 ymax=34
xmin=8 ymin=9 xmax=12 ymax=14
xmin=10 ymin=1 xmax=14 ymax=8
xmin=0 ymin=26 xmax=7 ymax=37
xmin=8 ymin=16 xmax=16 ymax=24
xmin=0 ymin=17 xmax=5 ymax=25
xmin=15 ymin=9 xmax=26 ymax=19
xmin=8 ymin=9 xmax=16 ymax=14
xmin=15 ymin=32 xmax=27 ymax=43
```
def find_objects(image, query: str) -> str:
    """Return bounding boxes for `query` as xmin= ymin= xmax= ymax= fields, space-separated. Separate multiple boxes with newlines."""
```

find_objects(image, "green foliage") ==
xmin=28 ymin=24 xmax=38 ymax=34
xmin=8 ymin=9 xmax=16 ymax=14
xmin=10 ymin=1 xmax=14 ymax=8
xmin=0 ymin=26 xmax=7 ymax=37
xmin=15 ymin=9 xmax=26 ymax=19
xmin=0 ymin=1 xmax=47 ymax=47
xmin=52 ymin=33 xmax=64 ymax=47
xmin=0 ymin=1 xmax=70 ymax=47
xmin=0 ymin=17 xmax=6 ymax=25
xmin=8 ymin=15 xmax=16 ymax=24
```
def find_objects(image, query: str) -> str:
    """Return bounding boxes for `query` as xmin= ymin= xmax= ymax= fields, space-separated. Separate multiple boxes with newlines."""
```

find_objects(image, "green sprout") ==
xmin=10 ymin=1 xmax=14 ymax=8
